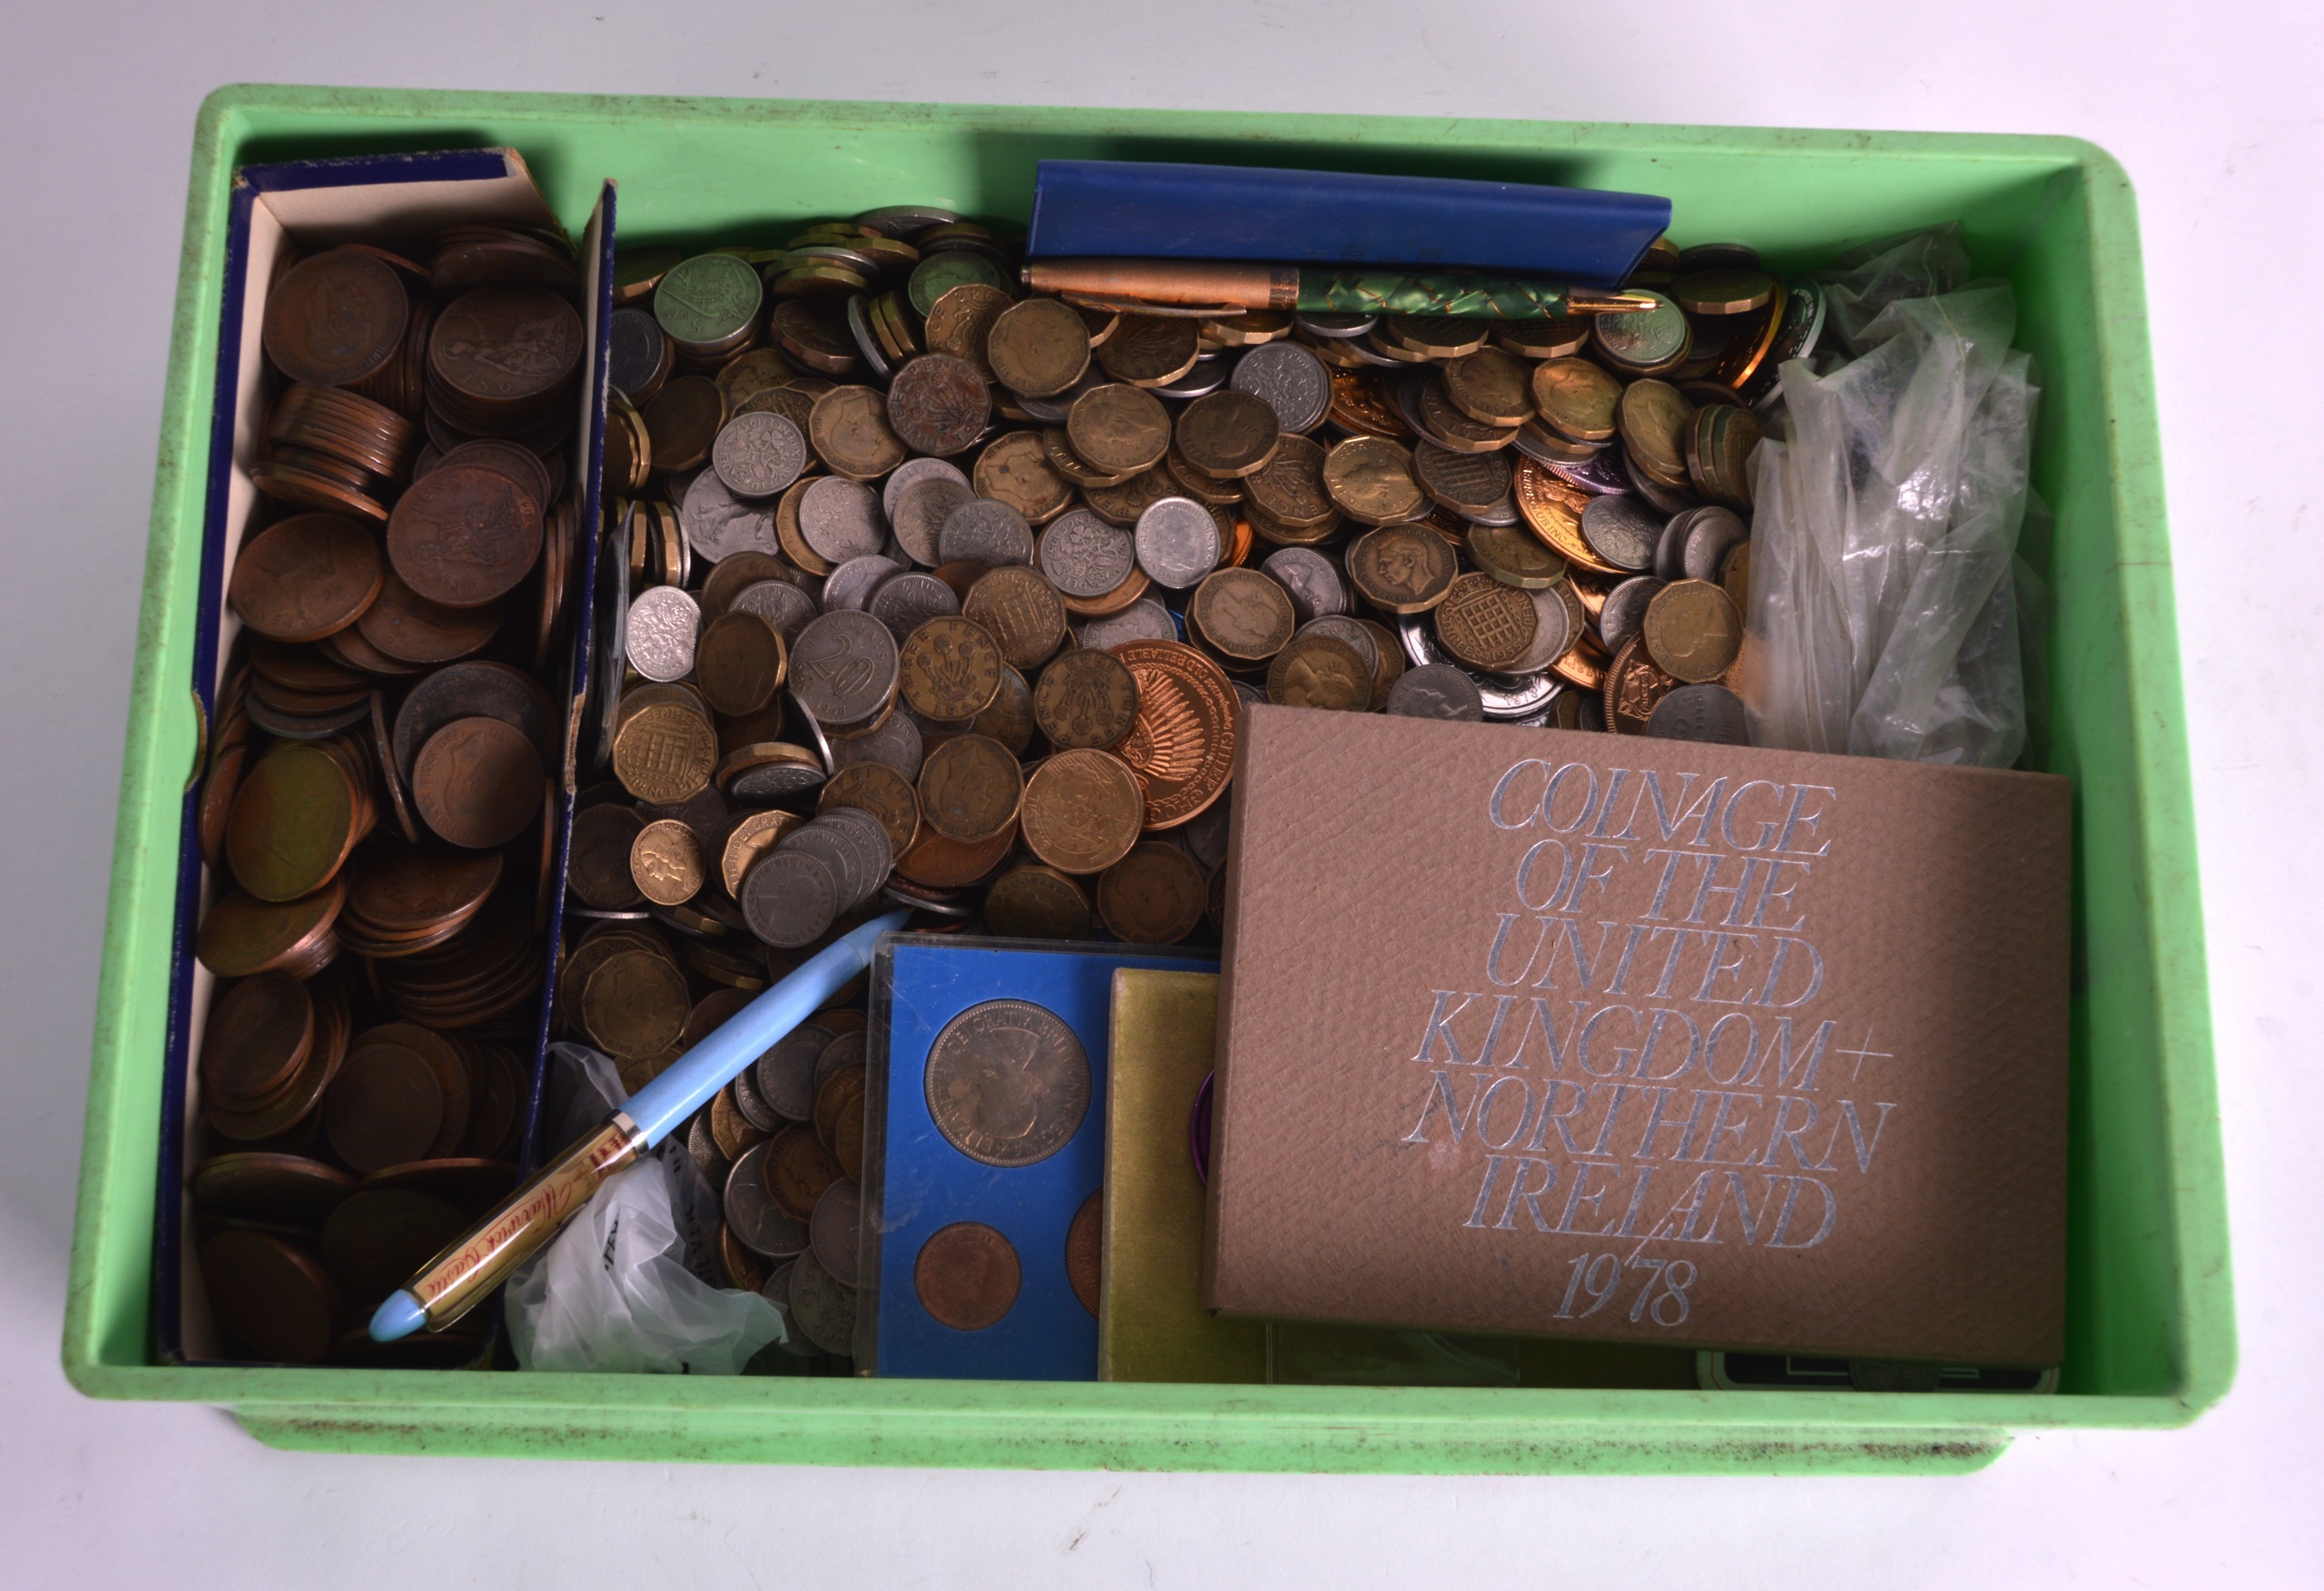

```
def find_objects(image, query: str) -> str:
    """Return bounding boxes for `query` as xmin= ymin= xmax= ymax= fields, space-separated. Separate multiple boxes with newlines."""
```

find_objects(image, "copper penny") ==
xmin=412 ymin=717 xmax=542 ymax=850
xmin=263 ymin=247 xmax=409 ymax=388
xmin=894 ymin=822 xmax=1018 ymax=889
xmin=428 ymin=284 xmax=584 ymax=406
xmin=194 ymin=879 xmax=346 ymax=978
xmin=914 ymin=1222 xmax=1021 ymax=1331
xmin=1110 ymin=639 xmax=1237 ymax=830
xmin=200 ymin=972 xmax=314 ymax=1109
xmin=1097 ymin=841 xmax=1207 ymax=944
xmin=229 ymin=513 xmax=383 ymax=643
xmin=924 ymin=997 xmax=1089 ymax=1168
xmin=1031 ymin=646 xmax=1138 ymax=749
xmin=200 ymin=1229 xmax=340 ymax=1364
xmin=1066 ymin=1189 xmax=1102 ymax=1317
xmin=386 ymin=465 xmax=543 ymax=609
xmin=355 ymin=572 xmax=501 ymax=664
xmin=323 ymin=1035 xmax=444 ymax=1173
xmin=1019 ymin=749 xmax=1144 ymax=875
xmin=695 ymin=609 xmax=789 ymax=717
xmin=917 ymin=733 xmax=1023 ymax=844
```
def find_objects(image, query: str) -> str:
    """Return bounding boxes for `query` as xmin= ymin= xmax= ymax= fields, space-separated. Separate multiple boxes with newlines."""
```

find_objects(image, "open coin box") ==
xmin=155 ymin=151 xmax=614 ymax=1363
xmin=862 ymin=936 xmax=1213 ymax=1378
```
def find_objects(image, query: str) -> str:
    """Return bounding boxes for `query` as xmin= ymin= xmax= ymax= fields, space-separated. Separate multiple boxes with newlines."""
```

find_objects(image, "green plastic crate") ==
xmin=65 ymin=83 xmax=2230 ymax=1474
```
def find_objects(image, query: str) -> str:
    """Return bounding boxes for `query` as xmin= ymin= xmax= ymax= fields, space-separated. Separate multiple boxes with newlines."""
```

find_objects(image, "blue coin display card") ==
xmin=863 ymin=936 xmax=1213 ymax=1380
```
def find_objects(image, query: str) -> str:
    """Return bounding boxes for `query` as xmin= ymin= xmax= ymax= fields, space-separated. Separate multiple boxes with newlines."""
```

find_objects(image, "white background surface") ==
xmin=5 ymin=2 xmax=2317 ymax=1584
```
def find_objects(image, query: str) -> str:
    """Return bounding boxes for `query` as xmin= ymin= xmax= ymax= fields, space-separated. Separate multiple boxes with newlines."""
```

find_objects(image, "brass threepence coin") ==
xmin=1323 ymin=436 xmax=1425 ymax=525
xmin=1346 ymin=523 xmax=1458 ymax=614
xmin=1266 ymin=633 xmax=1373 ymax=712
xmin=985 ymin=296 xmax=1091 ymax=398
xmin=1174 ymin=389 xmax=1281 ymax=479
xmin=1433 ymin=572 xmax=1538 ymax=672
xmin=1188 ymin=566 xmax=1297 ymax=663
xmin=982 ymin=864 xmax=1094 ymax=940
xmin=917 ymin=733 xmax=1024 ymax=844
xmin=1096 ymin=841 xmax=1208 ymax=944
xmin=1066 ymin=383 xmax=1173 ymax=476
xmin=924 ymin=998 xmax=1090 ymax=1168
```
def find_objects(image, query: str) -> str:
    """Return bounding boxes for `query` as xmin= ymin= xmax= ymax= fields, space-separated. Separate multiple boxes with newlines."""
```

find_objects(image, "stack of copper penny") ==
xmin=186 ymin=221 xmax=587 ymax=1367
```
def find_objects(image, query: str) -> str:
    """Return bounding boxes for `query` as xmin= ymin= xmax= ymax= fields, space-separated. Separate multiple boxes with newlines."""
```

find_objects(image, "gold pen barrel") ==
xmin=401 ymin=1113 xmax=647 ymax=1331
xmin=1022 ymin=258 xmax=1296 ymax=310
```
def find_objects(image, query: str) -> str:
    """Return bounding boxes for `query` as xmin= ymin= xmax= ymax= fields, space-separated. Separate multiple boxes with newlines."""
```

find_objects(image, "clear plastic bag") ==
xmin=505 ymin=1043 xmax=785 ymax=1374
xmin=1744 ymin=227 xmax=2042 ymax=768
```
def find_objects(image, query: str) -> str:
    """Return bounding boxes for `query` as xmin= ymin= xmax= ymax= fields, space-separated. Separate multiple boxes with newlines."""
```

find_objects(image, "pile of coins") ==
xmin=187 ymin=225 xmax=586 ymax=1366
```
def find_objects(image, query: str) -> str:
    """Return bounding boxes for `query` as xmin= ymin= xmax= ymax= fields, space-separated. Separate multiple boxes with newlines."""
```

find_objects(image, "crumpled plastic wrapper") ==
xmin=505 ymin=1043 xmax=785 ymax=1375
xmin=1745 ymin=225 xmax=2045 ymax=767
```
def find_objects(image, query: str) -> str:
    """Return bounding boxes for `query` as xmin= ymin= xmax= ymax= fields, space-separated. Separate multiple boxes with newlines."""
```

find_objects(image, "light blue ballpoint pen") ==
xmin=369 ymin=910 xmax=908 ymax=1342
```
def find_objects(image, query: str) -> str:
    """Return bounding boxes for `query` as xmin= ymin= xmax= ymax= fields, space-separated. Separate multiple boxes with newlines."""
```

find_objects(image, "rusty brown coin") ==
xmin=1031 ymin=647 xmax=1139 ymax=749
xmin=412 ymin=717 xmax=542 ymax=850
xmin=195 ymin=879 xmax=346 ymax=978
xmin=1602 ymin=634 xmax=1685 ymax=734
xmin=229 ymin=514 xmax=383 ymax=643
xmin=386 ymin=465 xmax=542 ymax=609
xmin=917 ymin=733 xmax=1023 ymax=844
xmin=323 ymin=1035 xmax=444 ymax=1174
xmin=982 ymin=864 xmax=1093 ymax=940
xmin=1097 ymin=841 xmax=1208 ymax=944
xmin=355 ymin=573 xmax=500 ymax=664
xmin=200 ymin=973 xmax=314 ymax=1109
xmin=264 ymin=247 xmax=409 ymax=388
xmin=915 ymin=1222 xmax=1021 ymax=1331
xmin=201 ymin=1229 xmax=341 ymax=1364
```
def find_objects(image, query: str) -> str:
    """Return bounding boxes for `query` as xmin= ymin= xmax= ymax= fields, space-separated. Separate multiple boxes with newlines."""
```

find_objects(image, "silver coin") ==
xmin=711 ymin=412 xmax=808 ymax=500
xmin=1339 ymin=334 xmax=1411 ymax=369
xmin=1510 ymin=424 xmax=1608 ymax=469
xmin=1231 ymin=679 xmax=1266 ymax=712
xmin=1296 ymin=614 xmax=1378 ymax=676
xmin=866 ymin=570 xmax=960 ymax=643
xmin=1295 ymin=311 xmax=1376 ymax=339
xmin=1683 ymin=507 xmax=1749 ymax=581
xmin=832 ymin=708 xmax=924 ymax=781
xmin=1075 ymin=597 xmax=1177 ymax=650
xmin=825 ymin=806 xmax=900 ymax=906
xmin=787 ymin=686 xmax=837 ymax=772
xmin=731 ymin=1053 xmax=783 ymax=1132
xmin=1008 ymin=368 xmax=1102 ymax=426
xmin=778 ymin=820 xmax=866 ymax=909
xmin=798 ymin=476 xmax=888 ymax=566
xmin=1541 ymin=449 xmax=1631 ymax=496
xmin=1391 ymin=372 xmax=1433 ymax=437
xmin=1592 ymin=290 xmax=1689 ymax=368
xmin=1461 ymin=492 xmax=1521 ymax=529
xmin=1231 ymin=341 xmax=1332 ymax=434
xmin=681 ymin=469 xmax=780 ymax=565
xmin=855 ymin=202 xmax=961 ymax=237
xmin=742 ymin=849 xmax=839 ymax=948
xmin=811 ymin=1178 xmax=863 ymax=1288
xmin=1506 ymin=584 xmax=1575 ymax=675
xmin=822 ymin=554 xmax=903 ymax=614
xmin=753 ymin=1023 xmax=835 ymax=1122
xmin=593 ymin=515 xmax=631 ymax=770
xmin=1037 ymin=508 xmax=1137 ymax=599
xmin=890 ymin=474 xmax=974 ymax=566
xmin=664 ymin=466 xmax=702 ymax=511
xmin=1261 ymin=546 xmax=1346 ymax=624
xmin=726 ymin=1140 xmax=812 ymax=1259
xmin=789 ymin=1248 xmax=858 ymax=1357
xmin=1654 ymin=507 xmax=1697 ymax=581
xmin=1580 ymin=495 xmax=1661 ymax=573
xmin=939 ymin=497 xmax=1036 ymax=566
xmin=1501 ymin=683 xmax=1571 ymax=728
xmin=1649 ymin=683 xmax=1751 ymax=745
xmin=1479 ymin=669 xmax=1561 ymax=720
xmin=1153 ymin=355 xmax=1229 ymax=400
xmin=731 ymin=577 xmax=819 ymax=645
xmin=1600 ymin=575 xmax=1665 ymax=656
xmin=1177 ymin=796 xmax=1233 ymax=874
xmin=883 ymin=456 xmax=972 ymax=522
xmin=731 ymin=760 xmax=826 ymax=802
xmin=844 ymin=293 xmax=893 ymax=382
xmin=1133 ymin=496 xmax=1220 ymax=590
xmin=687 ymin=1111 xmax=729 ymax=1185
xmin=789 ymin=610 xmax=899 ymax=726
xmin=1385 ymin=662 xmax=1486 ymax=721
xmin=760 ymin=1262 xmax=813 ymax=1356
xmin=625 ymin=584 xmax=701 ymax=683
xmin=815 ymin=1028 xmax=866 ymax=1090
xmin=1623 ymin=447 xmax=1700 ymax=516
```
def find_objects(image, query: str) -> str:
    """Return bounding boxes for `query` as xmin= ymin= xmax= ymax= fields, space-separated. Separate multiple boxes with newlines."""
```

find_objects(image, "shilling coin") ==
xmin=1133 ymin=496 xmax=1222 ymax=590
xmin=1579 ymin=494 xmax=1663 ymax=574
